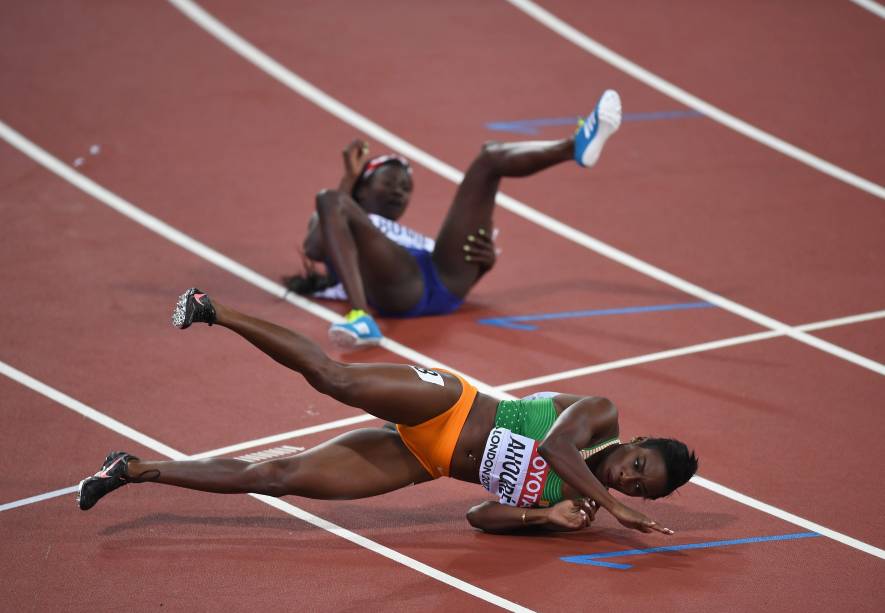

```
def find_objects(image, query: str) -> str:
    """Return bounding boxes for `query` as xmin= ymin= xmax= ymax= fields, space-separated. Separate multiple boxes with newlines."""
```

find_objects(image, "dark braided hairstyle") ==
xmin=638 ymin=438 xmax=699 ymax=499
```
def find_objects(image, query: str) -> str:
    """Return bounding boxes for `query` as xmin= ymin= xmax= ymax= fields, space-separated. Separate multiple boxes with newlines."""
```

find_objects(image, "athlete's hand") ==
xmin=612 ymin=503 xmax=673 ymax=535
xmin=340 ymin=139 xmax=370 ymax=185
xmin=463 ymin=228 xmax=499 ymax=275
xmin=546 ymin=499 xmax=596 ymax=531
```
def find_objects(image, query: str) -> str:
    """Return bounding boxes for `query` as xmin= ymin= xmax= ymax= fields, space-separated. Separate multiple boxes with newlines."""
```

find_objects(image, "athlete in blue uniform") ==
xmin=285 ymin=90 xmax=623 ymax=347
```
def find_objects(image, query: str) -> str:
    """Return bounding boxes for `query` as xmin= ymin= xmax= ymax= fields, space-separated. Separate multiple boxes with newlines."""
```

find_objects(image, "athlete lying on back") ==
xmin=284 ymin=89 xmax=624 ymax=350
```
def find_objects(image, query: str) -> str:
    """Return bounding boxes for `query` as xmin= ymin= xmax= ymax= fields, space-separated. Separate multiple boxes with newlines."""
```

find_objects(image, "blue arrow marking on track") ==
xmin=562 ymin=532 xmax=821 ymax=569
xmin=479 ymin=301 xmax=714 ymax=331
xmin=486 ymin=110 xmax=703 ymax=135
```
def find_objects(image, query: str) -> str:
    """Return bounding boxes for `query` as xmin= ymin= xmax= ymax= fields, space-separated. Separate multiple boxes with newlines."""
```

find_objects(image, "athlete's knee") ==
xmin=315 ymin=189 xmax=341 ymax=216
xmin=468 ymin=141 xmax=505 ymax=177
xmin=306 ymin=359 xmax=358 ymax=401
xmin=248 ymin=458 xmax=299 ymax=497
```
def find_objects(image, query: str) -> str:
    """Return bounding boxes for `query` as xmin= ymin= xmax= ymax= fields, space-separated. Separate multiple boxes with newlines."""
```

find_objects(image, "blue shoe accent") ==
xmin=328 ymin=313 xmax=382 ymax=348
xmin=574 ymin=108 xmax=600 ymax=166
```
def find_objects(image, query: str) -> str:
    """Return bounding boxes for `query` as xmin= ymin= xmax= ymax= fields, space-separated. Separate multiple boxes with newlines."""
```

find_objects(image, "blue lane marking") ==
xmin=486 ymin=110 xmax=703 ymax=135
xmin=479 ymin=301 xmax=714 ymax=331
xmin=562 ymin=532 xmax=821 ymax=570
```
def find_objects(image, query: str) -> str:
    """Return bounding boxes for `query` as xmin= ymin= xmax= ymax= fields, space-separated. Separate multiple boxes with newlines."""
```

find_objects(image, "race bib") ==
xmin=479 ymin=427 xmax=551 ymax=507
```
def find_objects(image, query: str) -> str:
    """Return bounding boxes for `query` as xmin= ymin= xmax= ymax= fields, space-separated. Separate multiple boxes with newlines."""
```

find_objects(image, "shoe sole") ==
xmin=171 ymin=288 xmax=194 ymax=329
xmin=328 ymin=327 xmax=382 ymax=348
xmin=76 ymin=477 xmax=94 ymax=511
xmin=596 ymin=89 xmax=622 ymax=130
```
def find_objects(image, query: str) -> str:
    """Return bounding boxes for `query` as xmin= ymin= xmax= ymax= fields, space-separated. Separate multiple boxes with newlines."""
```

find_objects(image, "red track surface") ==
xmin=2 ymin=1 xmax=883 ymax=611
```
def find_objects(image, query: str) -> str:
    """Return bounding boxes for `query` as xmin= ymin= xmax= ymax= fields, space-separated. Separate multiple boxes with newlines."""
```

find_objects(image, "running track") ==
xmin=1 ymin=2 xmax=883 ymax=611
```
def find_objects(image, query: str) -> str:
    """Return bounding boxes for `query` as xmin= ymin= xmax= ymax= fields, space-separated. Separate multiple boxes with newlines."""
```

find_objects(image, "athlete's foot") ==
xmin=574 ymin=89 xmax=622 ymax=168
xmin=328 ymin=309 xmax=382 ymax=348
xmin=171 ymin=287 xmax=217 ymax=329
xmin=77 ymin=451 xmax=138 ymax=510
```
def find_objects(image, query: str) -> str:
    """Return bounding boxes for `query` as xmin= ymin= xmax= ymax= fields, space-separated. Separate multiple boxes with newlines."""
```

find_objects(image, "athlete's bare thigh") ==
xmin=272 ymin=427 xmax=431 ymax=499
xmin=328 ymin=363 xmax=464 ymax=426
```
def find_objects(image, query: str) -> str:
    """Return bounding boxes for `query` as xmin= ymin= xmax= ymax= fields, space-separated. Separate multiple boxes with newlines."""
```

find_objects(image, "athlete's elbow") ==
xmin=466 ymin=501 xmax=495 ymax=531
xmin=537 ymin=440 xmax=565 ymax=462
xmin=465 ymin=504 xmax=484 ymax=529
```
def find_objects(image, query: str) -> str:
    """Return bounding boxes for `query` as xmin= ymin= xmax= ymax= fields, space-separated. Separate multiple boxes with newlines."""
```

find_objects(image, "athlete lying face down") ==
xmin=78 ymin=288 xmax=698 ymax=535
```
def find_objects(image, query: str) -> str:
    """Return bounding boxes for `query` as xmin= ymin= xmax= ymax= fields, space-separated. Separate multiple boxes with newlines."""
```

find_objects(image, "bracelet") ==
xmin=521 ymin=510 xmax=527 ymax=525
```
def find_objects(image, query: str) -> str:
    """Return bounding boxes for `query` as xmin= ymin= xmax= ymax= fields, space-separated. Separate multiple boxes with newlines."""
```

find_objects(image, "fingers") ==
xmin=582 ymin=498 xmax=598 ymax=520
xmin=342 ymin=140 xmax=370 ymax=168
xmin=463 ymin=229 xmax=498 ymax=264
xmin=648 ymin=522 xmax=674 ymax=535
xmin=343 ymin=139 xmax=369 ymax=153
xmin=463 ymin=237 xmax=495 ymax=265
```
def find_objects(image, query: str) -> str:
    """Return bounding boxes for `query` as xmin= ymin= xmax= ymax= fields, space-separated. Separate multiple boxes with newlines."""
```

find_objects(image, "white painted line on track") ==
xmin=850 ymin=0 xmax=885 ymax=19
xmin=499 ymin=330 xmax=779 ymax=391
xmin=164 ymin=0 xmax=885 ymax=378
xmin=0 ymin=360 xmax=533 ymax=612
xmin=0 ymin=486 xmax=78 ymax=513
xmin=190 ymin=414 xmax=378 ymax=459
xmin=506 ymin=0 xmax=885 ymax=201
xmin=253 ymin=494 xmax=532 ymax=613
xmin=9 ymin=305 xmax=880 ymax=513
xmin=4 ymin=357 xmax=884 ymax=562
xmin=498 ymin=309 xmax=885 ymax=391
xmin=2 ymin=120 xmax=884 ymax=561
xmin=0 ymin=361 xmax=186 ymax=460
xmin=691 ymin=476 xmax=885 ymax=560
xmin=0 ymin=120 xmax=495 ymax=398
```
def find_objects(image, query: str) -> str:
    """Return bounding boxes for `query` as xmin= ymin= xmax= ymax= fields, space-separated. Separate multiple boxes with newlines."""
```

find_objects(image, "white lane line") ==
xmin=0 ymin=361 xmax=532 ymax=612
xmin=0 ymin=120 xmax=497 ymax=398
xmin=498 ymin=309 xmax=885 ymax=391
xmin=190 ymin=414 xmax=378 ymax=459
xmin=0 ymin=486 xmax=79 ymax=513
xmin=506 ymin=0 xmax=885 ymax=201
xmin=498 ymin=331 xmax=780 ymax=391
xmin=851 ymin=0 xmax=885 ymax=19
xmin=164 ymin=1 xmax=885 ymax=377
xmin=692 ymin=476 xmax=885 ymax=560
xmin=2 ymin=415 xmax=376 ymax=514
xmin=0 ymin=361 xmax=186 ymax=460
xmin=253 ymin=494 xmax=531 ymax=612
xmin=4 ymin=358 xmax=885 ymax=564
xmin=1 ymin=124 xmax=884 ymax=562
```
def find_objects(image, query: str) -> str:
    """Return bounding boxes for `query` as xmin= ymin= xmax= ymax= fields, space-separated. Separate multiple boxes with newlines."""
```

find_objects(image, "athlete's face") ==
xmin=597 ymin=442 xmax=668 ymax=499
xmin=356 ymin=164 xmax=413 ymax=221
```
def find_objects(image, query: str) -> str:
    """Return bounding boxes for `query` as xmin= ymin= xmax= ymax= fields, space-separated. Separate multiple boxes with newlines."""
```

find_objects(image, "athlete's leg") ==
xmin=315 ymin=189 xmax=423 ymax=314
xmin=432 ymin=138 xmax=574 ymax=297
xmin=213 ymin=301 xmax=462 ymax=425
xmin=125 ymin=428 xmax=431 ymax=499
xmin=433 ymin=90 xmax=622 ymax=298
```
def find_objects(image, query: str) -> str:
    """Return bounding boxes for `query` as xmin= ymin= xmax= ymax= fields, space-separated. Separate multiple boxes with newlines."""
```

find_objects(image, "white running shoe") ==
xmin=574 ymin=89 xmax=622 ymax=168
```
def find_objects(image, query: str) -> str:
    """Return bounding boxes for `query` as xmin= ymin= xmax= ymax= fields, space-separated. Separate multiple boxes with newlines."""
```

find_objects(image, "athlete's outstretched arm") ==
xmin=537 ymin=397 xmax=671 ymax=535
xmin=466 ymin=499 xmax=595 ymax=534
